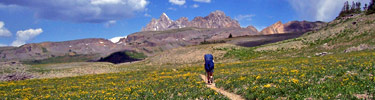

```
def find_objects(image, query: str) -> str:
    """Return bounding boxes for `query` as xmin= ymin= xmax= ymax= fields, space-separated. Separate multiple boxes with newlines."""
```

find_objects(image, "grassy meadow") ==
xmin=1 ymin=13 xmax=375 ymax=99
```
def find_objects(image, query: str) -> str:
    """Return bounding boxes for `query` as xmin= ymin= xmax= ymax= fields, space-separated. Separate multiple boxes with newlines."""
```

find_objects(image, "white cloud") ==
xmin=288 ymin=0 xmax=370 ymax=22
xmin=235 ymin=14 xmax=255 ymax=21
xmin=0 ymin=0 xmax=149 ymax=23
xmin=169 ymin=0 xmax=186 ymax=5
xmin=0 ymin=21 xmax=11 ymax=37
xmin=104 ymin=20 xmax=117 ymax=27
xmin=192 ymin=4 xmax=199 ymax=8
xmin=109 ymin=36 xmax=127 ymax=43
xmin=193 ymin=0 xmax=211 ymax=3
xmin=91 ymin=0 xmax=124 ymax=5
xmin=11 ymin=28 xmax=43 ymax=46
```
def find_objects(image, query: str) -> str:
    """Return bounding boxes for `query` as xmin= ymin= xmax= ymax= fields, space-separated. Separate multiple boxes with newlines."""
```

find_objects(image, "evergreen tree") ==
xmin=351 ymin=1 xmax=356 ymax=12
xmin=345 ymin=1 xmax=350 ymax=12
xmin=339 ymin=1 xmax=364 ymax=18
xmin=339 ymin=1 xmax=350 ymax=17
xmin=356 ymin=2 xmax=361 ymax=13
xmin=367 ymin=0 xmax=375 ymax=15
xmin=228 ymin=34 xmax=233 ymax=38
xmin=364 ymin=4 xmax=368 ymax=11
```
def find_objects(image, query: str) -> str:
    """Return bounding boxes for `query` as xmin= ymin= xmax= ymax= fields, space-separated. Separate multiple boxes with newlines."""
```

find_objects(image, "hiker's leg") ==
xmin=209 ymin=72 xmax=213 ymax=79
xmin=206 ymin=72 xmax=210 ymax=83
xmin=209 ymin=71 xmax=214 ymax=83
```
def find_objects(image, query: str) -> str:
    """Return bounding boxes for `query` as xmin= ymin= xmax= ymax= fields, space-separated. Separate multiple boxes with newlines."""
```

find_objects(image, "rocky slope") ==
xmin=0 ymin=38 xmax=129 ymax=61
xmin=246 ymin=25 xmax=259 ymax=33
xmin=256 ymin=13 xmax=375 ymax=52
xmin=141 ymin=10 xmax=240 ymax=31
xmin=260 ymin=21 xmax=326 ymax=34
xmin=120 ymin=27 xmax=258 ymax=55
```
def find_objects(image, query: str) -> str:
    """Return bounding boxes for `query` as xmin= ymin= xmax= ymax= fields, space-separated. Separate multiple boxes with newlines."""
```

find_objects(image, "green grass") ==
xmin=215 ymin=51 xmax=375 ymax=99
xmin=0 ymin=64 xmax=227 ymax=99
xmin=218 ymin=13 xmax=375 ymax=99
xmin=21 ymin=54 xmax=99 ymax=65
xmin=1 ymin=51 xmax=374 ymax=99
xmin=124 ymin=51 xmax=147 ymax=59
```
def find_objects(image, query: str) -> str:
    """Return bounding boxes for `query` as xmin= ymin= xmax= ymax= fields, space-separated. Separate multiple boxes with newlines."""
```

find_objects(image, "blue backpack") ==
xmin=204 ymin=54 xmax=214 ymax=71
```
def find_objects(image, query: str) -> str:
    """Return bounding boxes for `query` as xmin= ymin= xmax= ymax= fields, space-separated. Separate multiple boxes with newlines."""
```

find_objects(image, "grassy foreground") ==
xmin=216 ymin=51 xmax=375 ymax=99
xmin=0 ymin=66 xmax=227 ymax=99
xmin=1 ymin=51 xmax=374 ymax=99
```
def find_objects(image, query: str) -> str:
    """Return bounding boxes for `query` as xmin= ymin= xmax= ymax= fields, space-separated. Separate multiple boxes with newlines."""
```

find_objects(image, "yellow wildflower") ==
xmin=256 ymin=76 xmax=261 ymax=80
xmin=291 ymin=78 xmax=299 ymax=84
xmin=263 ymin=84 xmax=272 ymax=88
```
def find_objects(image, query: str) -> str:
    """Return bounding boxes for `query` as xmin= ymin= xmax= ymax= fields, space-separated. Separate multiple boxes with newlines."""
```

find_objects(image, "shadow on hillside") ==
xmin=234 ymin=33 xmax=304 ymax=47
xmin=97 ymin=51 xmax=145 ymax=64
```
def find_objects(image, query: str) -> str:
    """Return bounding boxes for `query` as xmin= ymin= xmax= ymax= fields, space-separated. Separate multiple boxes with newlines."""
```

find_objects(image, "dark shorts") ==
xmin=206 ymin=69 xmax=214 ymax=73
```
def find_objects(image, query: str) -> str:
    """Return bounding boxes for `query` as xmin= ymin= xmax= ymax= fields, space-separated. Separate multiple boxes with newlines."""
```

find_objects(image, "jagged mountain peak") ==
xmin=208 ymin=10 xmax=226 ymax=17
xmin=160 ymin=12 xmax=171 ymax=21
xmin=275 ymin=21 xmax=283 ymax=24
xmin=141 ymin=10 xmax=240 ymax=31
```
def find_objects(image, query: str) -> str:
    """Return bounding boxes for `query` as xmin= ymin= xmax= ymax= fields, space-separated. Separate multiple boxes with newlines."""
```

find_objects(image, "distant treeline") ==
xmin=338 ymin=0 xmax=375 ymax=18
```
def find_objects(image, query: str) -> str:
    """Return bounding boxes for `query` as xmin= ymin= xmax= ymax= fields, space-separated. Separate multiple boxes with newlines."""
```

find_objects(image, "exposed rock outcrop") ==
xmin=260 ymin=21 xmax=285 ymax=34
xmin=141 ymin=13 xmax=174 ymax=31
xmin=260 ymin=21 xmax=325 ymax=34
xmin=141 ymin=10 xmax=240 ymax=31
xmin=246 ymin=25 xmax=258 ymax=33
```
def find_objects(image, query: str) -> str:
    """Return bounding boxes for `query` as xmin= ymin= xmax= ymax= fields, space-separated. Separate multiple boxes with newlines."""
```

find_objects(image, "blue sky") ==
xmin=0 ymin=0 xmax=370 ymax=46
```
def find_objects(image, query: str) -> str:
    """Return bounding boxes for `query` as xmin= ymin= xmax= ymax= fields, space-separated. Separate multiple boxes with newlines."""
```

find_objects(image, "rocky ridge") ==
xmin=141 ymin=10 xmax=241 ymax=31
xmin=260 ymin=21 xmax=326 ymax=34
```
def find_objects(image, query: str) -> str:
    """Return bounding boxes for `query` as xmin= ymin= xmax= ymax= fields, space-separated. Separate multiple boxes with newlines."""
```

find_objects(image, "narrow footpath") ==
xmin=199 ymin=74 xmax=245 ymax=100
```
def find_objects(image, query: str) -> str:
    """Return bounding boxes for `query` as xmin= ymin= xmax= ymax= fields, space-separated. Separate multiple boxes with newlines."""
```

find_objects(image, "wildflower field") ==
xmin=1 ymin=51 xmax=374 ymax=99
xmin=0 ymin=66 xmax=227 ymax=99
xmin=215 ymin=51 xmax=375 ymax=99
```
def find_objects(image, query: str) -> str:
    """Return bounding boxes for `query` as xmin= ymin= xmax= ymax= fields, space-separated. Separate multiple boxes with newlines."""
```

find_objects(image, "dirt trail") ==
xmin=199 ymin=74 xmax=245 ymax=100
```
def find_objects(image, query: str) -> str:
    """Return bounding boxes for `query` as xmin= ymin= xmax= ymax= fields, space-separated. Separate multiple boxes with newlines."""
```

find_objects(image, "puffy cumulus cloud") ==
xmin=0 ymin=0 xmax=149 ymax=23
xmin=235 ymin=14 xmax=255 ymax=21
xmin=193 ymin=0 xmax=211 ymax=3
xmin=288 ymin=0 xmax=370 ymax=22
xmin=11 ymin=28 xmax=43 ymax=46
xmin=0 ymin=21 xmax=11 ymax=37
xmin=169 ymin=0 xmax=186 ymax=5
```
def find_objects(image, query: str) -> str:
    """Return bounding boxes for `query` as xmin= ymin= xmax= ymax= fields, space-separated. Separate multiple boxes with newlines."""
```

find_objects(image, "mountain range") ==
xmin=0 ymin=10 xmax=326 ymax=62
xmin=141 ymin=10 xmax=241 ymax=31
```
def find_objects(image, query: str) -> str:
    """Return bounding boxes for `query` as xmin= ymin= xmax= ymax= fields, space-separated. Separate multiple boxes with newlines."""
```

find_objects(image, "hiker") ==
xmin=204 ymin=54 xmax=214 ymax=84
